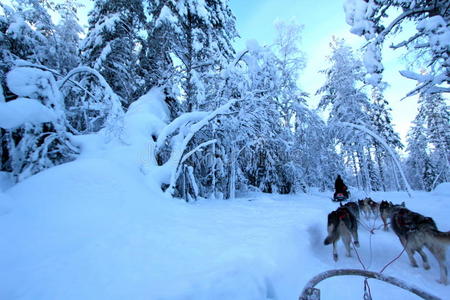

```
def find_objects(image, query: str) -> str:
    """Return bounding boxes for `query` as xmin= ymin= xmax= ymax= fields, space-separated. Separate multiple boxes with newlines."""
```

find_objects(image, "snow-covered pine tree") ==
xmin=418 ymin=92 xmax=450 ymax=187
xmin=405 ymin=116 xmax=433 ymax=190
xmin=235 ymin=41 xmax=291 ymax=194
xmin=144 ymin=0 xmax=240 ymax=199
xmin=317 ymin=37 xmax=373 ymax=191
xmin=53 ymin=0 xmax=83 ymax=74
xmin=149 ymin=0 xmax=238 ymax=112
xmin=0 ymin=1 xmax=52 ymax=90
xmin=369 ymin=87 xmax=403 ymax=191
xmin=272 ymin=19 xmax=306 ymax=130
xmin=293 ymin=103 xmax=342 ymax=192
xmin=81 ymin=0 xmax=145 ymax=105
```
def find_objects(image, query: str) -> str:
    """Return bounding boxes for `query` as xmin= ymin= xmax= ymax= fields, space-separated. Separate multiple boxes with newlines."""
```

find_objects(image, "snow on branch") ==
xmin=376 ymin=6 xmax=435 ymax=43
xmin=162 ymin=98 xmax=239 ymax=196
xmin=155 ymin=111 xmax=209 ymax=151
xmin=14 ymin=61 xmax=97 ymax=99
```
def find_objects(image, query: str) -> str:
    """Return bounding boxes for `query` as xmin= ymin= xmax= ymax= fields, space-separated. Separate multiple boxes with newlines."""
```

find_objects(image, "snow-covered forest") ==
xmin=0 ymin=0 xmax=449 ymax=197
xmin=0 ymin=0 xmax=449 ymax=299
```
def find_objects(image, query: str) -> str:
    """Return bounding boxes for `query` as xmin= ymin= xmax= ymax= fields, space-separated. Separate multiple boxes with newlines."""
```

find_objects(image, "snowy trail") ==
xmin=0 ymin=159 xmax=449 ymax=299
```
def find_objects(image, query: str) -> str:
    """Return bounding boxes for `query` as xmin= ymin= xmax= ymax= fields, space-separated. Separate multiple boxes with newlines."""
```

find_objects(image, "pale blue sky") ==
xmin=229 ymin=0 xmax=418 ymax=145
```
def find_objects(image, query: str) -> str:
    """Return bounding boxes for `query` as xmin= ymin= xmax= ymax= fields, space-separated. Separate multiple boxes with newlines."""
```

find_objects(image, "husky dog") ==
xmin=367 ymin=198 xmax=379 ymax=218
xmin=390 ymin=207 xmax=450 ymax=285
xmin=343 ymin=201 xmax=360 ymax=220
xmin=358 ymin=198 xmax=371 ymax=219
xmin=379 ymin=200 xmax=405 ymax=231
xmin=358 ymin=197 xmax=378 ymax=219
xmin=324 ymin=206 xmax=359 ymax=261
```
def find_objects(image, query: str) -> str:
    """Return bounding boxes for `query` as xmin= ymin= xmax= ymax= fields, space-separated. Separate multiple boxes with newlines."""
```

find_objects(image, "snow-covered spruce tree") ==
xmin=418 ymin=92 xmax=450 ymax=187
xmin=405 ymin=115 xmax=433 ymax=190
xmin=148 ymin=0 xmax=238 ymax=113
xmin=53 ymin=0 xmax=83 ymax=74
xmin=317 ymin=38 xmax=374 ymax=191
xmin=143 ymin=0 xmax=240 ymax=199
xmin=293 ymin=103 xmax=343 ymax=192
xmin=344 ymin=0 xmax=450 ymax=95
xmin=81 ymin=0 xmax=145 ymax=106
xmin=369 ymin=87 xmax=404 ymax=191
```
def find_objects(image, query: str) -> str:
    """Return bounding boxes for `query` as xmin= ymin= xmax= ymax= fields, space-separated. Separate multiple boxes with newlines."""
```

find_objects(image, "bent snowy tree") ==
xmin=334 ymin=122 xmax=412 ymax=196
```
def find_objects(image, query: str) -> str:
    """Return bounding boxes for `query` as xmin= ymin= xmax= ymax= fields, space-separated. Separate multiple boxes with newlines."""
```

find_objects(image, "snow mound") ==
xmin=432 ymin=182 xmax=450 ymax=197
xmin=0 ymin=98 xmax=56 ymax=129
xmin=124 ymin=87 xmax=169 ymax=142
xmin=0 ymin=172 xmax=13 ymax=191
xmin=0 ymin=192 xmax=13 ymax=216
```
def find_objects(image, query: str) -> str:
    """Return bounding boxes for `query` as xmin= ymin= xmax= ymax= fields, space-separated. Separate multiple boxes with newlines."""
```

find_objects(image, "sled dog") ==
xmin=343 ymin=201 xmax=360 ymax=220
xmin=358 ymin=197 xmax=378 ymax=219
xmin=367 ymin=198 xmax=379 ymax=218
xmin=390 ymin=207 xmax=450 ymax=285
xmin=358 ymin=198 xmax=370 ymax=219
xmin=379 ymin=200 xmax=405 ymax=231
xmin=324 ymin=206 xmax=359 ymax=261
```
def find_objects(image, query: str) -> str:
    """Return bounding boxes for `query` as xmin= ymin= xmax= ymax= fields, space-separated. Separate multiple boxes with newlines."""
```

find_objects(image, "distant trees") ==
xmin=317 ymin=38 xmax=404 ymax=192
xmin=405 ymin=92 xmax=450 ymax=190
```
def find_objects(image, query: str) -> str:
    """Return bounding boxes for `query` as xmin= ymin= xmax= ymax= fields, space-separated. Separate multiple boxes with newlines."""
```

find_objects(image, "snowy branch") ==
xmin=172 ymin=139 xmax=217 ymax=193
xmin=164 ymin=98 xmax=238 ymax=196
xmin=376 ymin=6 xmax=435 ymax=43
xmin=390 ymin=32 xmax=423 ymax=49
xmin=155 ymin=111 xmax=209 ymax=151
xmin=14 ymin=61 xmax=97 ymax=99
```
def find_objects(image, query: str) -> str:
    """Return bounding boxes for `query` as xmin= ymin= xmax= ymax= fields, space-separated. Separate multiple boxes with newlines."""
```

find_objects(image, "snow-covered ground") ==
xmin=0 ymin=158 xmax=449 ymax=299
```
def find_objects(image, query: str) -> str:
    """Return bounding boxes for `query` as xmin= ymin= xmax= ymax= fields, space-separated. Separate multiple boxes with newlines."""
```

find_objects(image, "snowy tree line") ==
xmin=0 ymin=0 xmax=448 ymax=199
xmin=344 ymin=0 xmax=450 ymax=191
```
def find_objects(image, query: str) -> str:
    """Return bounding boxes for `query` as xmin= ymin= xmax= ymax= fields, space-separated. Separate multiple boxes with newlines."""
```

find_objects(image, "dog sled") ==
xmin=332 ymin=191 xmax=350 ymax=202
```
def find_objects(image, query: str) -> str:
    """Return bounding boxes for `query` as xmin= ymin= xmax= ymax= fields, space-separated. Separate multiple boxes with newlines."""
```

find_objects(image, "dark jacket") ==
xmin=335 ymin=176 xmax=347 ymax=193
